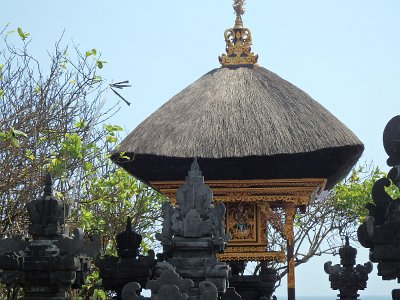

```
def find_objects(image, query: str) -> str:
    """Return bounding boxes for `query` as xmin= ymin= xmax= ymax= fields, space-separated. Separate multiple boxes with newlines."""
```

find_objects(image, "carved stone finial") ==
xmin=219 ymin=0 xmax=258 ymax=67
xmin=44 ymin=173 xmax=53 ymax=196
xmin=116 ymin=217 xmax=142 ymax=258
xmin=357 ymin=116 xmax=400 ymax=298
xmin=339 ymin=236 xmax=357 ymax=267
xmin=126 ymin=216 xmax=132 ymax=231
xmin=324 ymin=237 xmax=372 ymax=300
xmin=191 ymin=157 xmax=200 ymax=171
xmin=27 ymin=175 xmax=67 ymax=239
xmin=187 ymin=158 xmax=202 ymax=179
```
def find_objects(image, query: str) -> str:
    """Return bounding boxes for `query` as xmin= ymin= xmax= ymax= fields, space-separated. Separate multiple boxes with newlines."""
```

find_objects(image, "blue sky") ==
xmin=2 ymin=0 xmax=400 ymax=297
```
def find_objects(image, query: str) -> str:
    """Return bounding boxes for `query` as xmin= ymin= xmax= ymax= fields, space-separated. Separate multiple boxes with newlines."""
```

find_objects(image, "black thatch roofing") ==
xmin=112 ymin=66 xmax=363 ymax=189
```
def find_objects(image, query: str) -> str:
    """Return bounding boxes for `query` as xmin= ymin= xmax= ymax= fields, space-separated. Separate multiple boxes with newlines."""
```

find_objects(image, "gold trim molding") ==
xmin=217 ymin=251 xmax=286 ymax=262
xmin=150 ymin=178 xmax=326 ymax=207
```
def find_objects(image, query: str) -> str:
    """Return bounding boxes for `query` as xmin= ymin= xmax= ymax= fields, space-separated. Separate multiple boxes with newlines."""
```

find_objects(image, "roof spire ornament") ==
xmin=219 ymin=0 xmax=258 ymax=67
xmin=233 ymin=0 xmax=245 ymax=27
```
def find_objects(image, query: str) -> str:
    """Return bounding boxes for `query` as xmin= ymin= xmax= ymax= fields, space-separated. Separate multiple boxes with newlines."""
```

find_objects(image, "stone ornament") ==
xmin=324 ymin=237 xmax=372 ymax=300
xmin=146 ymin=268 xmax=194 ymax=297
xmin=0 ymin=174 xmax=100 ymax=299
xmin=156 ymin=159 xmax=230 ymax=296
xmin=156 ymin=159 xmax=230 ymax=248
xmin=96 ymin=217 xmax=156 ymax=299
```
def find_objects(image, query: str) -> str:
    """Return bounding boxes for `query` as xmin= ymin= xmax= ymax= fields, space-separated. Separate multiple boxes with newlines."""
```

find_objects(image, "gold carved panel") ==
xmin=227 ymin=202 xmax=257 ymax=243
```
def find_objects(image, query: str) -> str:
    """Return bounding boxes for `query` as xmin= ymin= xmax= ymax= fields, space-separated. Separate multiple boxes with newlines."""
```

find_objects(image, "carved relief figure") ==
xmin=228 ymin=203 xmax=256 ymax=240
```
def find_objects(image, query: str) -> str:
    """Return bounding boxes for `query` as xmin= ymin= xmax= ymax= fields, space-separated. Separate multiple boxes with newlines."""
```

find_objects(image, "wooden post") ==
xmin=284 ymin=204 xmax=296 ymax=300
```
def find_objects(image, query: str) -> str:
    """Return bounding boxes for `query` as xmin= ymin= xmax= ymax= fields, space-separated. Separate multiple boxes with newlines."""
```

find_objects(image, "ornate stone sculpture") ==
xmin=155 ymin=159 xmax=230 ymax=297
xmin=324 ymin=237 xmax=372 ymax=300
xmin=96 ymin=217 xmax=156 ymax=299
xmin=357 ymin=115 xmax=400 ymax=300
xmin=0 ymin=174 xmax=100 ymax=299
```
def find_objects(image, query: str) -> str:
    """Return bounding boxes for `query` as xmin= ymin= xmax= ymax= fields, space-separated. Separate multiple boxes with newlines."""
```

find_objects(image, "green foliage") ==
xmin=0 ymin=127 xmax=27 ymax=148
xmin=78 ymin=269 xmax=106 ymax=300
xmin=92 ymin=289 xmax=107 ymax=300
xmin=333 ymin=165 xmax=382 ymax=222
xmin=85 ymin=49 xmax=97 ymax=57
xmin=17 ymin=27 xmax=30 ymax=40
xmin=0 ymin=26 xmax=164 ymax=299
xmin=85 ymin=48 xmax=106 ymax=69
xmin=96 ymin=60 xmax=106 ymax=69
xmin=333 ymin=164 xmax=400 ymax=223
xmin=103 ymin=124 xmax=122 ymax=145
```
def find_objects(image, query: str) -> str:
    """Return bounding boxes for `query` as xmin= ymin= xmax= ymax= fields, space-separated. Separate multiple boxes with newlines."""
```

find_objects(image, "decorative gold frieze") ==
xmin=151 ymin=178 xmax=326 ymax=190
xmin=150 ymin=178 xmax=326 ymax=207
xmin=223 ymin=246 xmax=267 ymax=253
xmin=217 ymin=251 xmax=286 ymax=262
xmin=213 ymin=195 xmax=308 ymax=205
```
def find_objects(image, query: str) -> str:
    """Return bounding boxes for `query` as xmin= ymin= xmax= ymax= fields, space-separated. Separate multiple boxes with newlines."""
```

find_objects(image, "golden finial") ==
xmin=233 ymin=0 xmax=245 ymax=27
xmin=219 ymin=0 xmax=258 ymax=67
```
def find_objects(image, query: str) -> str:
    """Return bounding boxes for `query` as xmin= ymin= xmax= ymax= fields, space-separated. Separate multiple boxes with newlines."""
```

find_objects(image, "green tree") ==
xmin=0 ymin=26 xmax=166 ymax=299
xmin=0 ymin=25 xmax=111 ymax=237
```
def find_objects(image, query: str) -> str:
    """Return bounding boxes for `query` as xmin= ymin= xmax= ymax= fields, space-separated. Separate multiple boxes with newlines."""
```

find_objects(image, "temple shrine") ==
xmin=111 ymin=1 xmax=363 ymax=299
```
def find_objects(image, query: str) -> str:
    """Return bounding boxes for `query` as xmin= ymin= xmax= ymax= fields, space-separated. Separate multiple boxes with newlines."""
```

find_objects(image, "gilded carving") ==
xmin=219 ymin=27 xmax=258 ymax=67
xmin=223 ymin=246 xmax=267 ymax=253
xmin=227 ymin=202 xmax=256 ymax=241
xmin=150 ymin=178 xmax=326 ymax=264
xmin=213 ymin=195 xmax=307 ymax=204
xmin=150 ymin=178 xmax=326 ymax=190
xmin=258 ymin=203 xmax=283 ymax=233
xmin=217 ymin=251 xmax=286 ymax=262
xmin=153 ymin=179 xmax=326 ymax=207
xmin=284 ymin=205 xmax=296 ymax=243
xmin=218 ymin=1 xmax=258 ymax=67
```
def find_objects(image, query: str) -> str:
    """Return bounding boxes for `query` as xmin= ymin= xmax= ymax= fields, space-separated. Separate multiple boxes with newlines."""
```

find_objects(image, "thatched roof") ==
xmin=112 ymin=66 xmax=363 ymax=189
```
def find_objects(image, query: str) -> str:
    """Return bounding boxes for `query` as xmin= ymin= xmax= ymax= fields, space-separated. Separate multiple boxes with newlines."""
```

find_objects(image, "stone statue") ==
xmin=0 ymin=174 xmax=99 ymax=299
xmin=155 ymin=159 xmax=230 ymax=297
xmin=324 ymin=237 xmax=372 ymax=300
xmin=96 ymin=217 xmax=156 ymax=300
